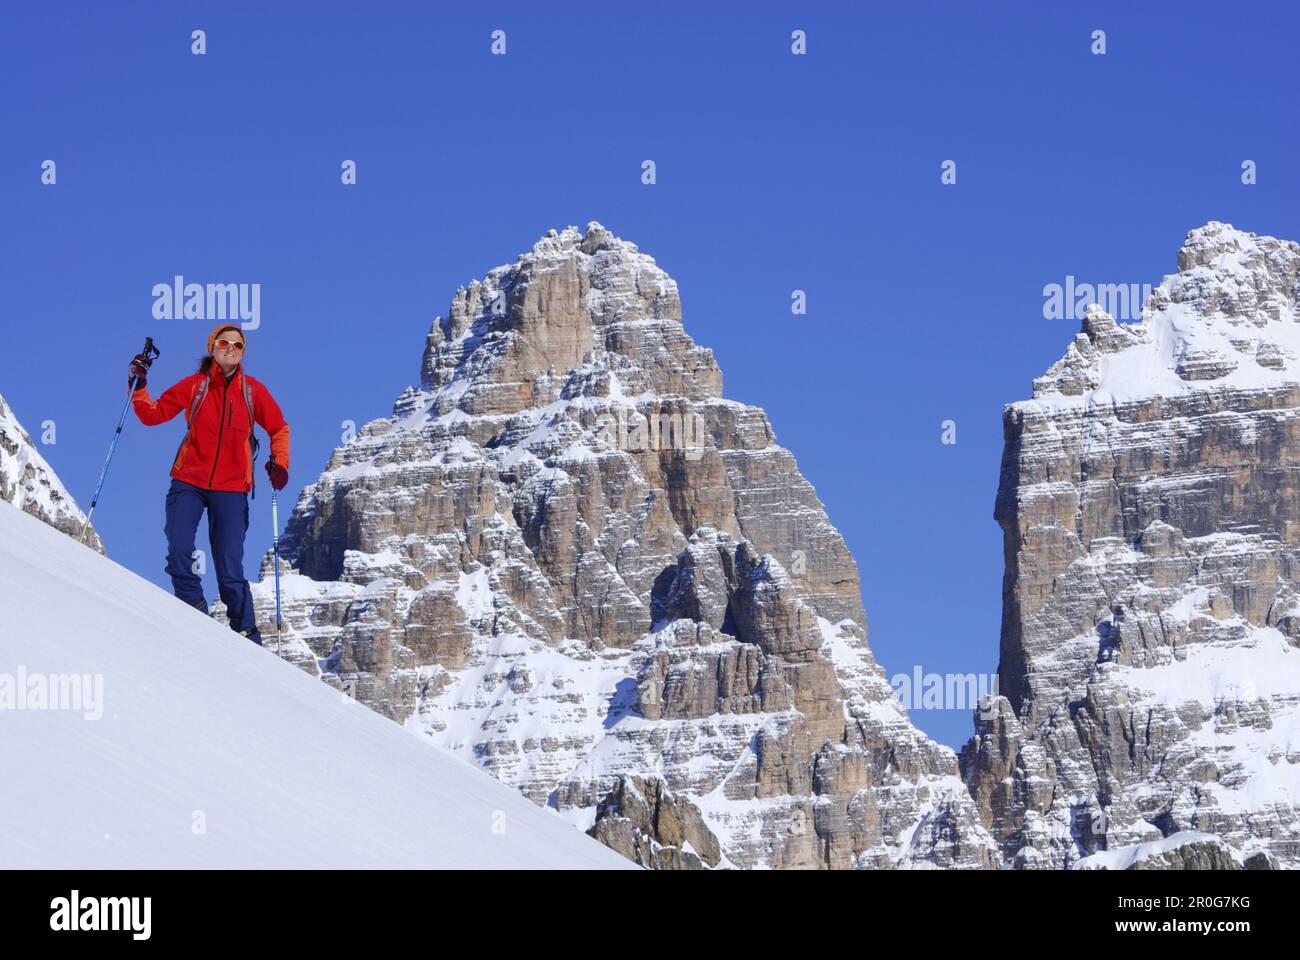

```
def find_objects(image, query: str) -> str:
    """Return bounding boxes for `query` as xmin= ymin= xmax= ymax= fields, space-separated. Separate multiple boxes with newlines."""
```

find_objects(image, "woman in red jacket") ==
xmin=128 ymin=324 xmax=291 ymax=646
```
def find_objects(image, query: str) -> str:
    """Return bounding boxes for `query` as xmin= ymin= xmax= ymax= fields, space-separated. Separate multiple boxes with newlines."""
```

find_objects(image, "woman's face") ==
xmin=212 ymin=330 xmax=245 ymax=372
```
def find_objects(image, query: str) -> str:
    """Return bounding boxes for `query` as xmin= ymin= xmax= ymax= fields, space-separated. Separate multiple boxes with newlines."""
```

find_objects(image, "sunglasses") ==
xmin=214 ymin=338 xmax=245 ymax=351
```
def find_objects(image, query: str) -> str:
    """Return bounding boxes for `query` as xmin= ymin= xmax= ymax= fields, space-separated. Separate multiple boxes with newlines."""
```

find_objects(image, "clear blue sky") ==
xmin=3 ymin=2 xmax=1296 ymax=748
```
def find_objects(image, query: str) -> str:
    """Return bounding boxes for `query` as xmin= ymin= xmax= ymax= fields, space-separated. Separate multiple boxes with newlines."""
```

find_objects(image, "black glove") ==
xmin=265 ymin=460 xmax=288 ymax=491
xmin=128 ymin=353 xmax=152 ymax=391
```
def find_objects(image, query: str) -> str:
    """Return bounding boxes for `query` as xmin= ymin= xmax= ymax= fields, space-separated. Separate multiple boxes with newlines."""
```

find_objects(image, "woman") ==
xmin=128 ymin=324 xmax=291 ymax=646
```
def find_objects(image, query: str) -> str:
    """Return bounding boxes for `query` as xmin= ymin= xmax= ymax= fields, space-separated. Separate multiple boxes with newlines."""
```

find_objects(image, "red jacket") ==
xmin=132 ymin=363 xmax=290 ymax=493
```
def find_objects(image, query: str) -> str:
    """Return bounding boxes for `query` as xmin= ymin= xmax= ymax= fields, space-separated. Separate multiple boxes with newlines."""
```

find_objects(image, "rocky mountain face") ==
xmin=959 ymin=223 xmax=1300 ymax=869
xmin=0 ymin=389 xmax=103 ymax=553
xmin=234 ymin=219 xmax=1296 ymax=870
xmin=241 ymin=222 xmax=999 ymax=869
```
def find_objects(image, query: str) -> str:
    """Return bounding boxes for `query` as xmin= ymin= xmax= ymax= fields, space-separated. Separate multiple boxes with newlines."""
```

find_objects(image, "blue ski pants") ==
xmin=164 ymin=478 xmax=260 ymax=642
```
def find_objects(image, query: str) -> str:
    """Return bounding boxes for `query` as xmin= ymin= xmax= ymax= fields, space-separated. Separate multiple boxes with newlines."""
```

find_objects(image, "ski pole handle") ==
xmin=127 ymin=336 xmax=162 ymax=393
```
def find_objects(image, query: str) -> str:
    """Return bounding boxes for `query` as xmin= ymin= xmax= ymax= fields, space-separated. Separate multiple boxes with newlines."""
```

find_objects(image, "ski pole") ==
xmin=269 ymin=455 xmax=284 ymax=657
xmin=81 ymin=336 xmax=160 ymax=544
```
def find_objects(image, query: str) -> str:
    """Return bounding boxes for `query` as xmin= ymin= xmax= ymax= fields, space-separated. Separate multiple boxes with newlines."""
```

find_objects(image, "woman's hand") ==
xmin=128 ymin=353 xmax=152 ymax=391
xmin=265 ymin=459 xmax=288 ymax=490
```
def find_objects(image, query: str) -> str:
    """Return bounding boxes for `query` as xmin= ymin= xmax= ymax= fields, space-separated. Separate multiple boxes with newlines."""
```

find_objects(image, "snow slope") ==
xmin=1073 ymin=831 xmax=1243 ymax=870
xmin=0 ymin=499 xmax=636 ymax=869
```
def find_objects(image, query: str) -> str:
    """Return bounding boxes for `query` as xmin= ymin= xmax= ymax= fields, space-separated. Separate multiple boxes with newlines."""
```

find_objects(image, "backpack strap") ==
xmin=170 ymin=375 xmax=209 ymax=473
xmin=189 ymin=375 xmax=210 ymax=422
xmin=243 ymin=376 xmax=260 ymax=500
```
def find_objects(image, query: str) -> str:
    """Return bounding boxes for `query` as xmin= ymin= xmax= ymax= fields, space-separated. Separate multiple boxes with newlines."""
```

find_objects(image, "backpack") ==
xmin=177 ymin=371 xmax=262 ymax=499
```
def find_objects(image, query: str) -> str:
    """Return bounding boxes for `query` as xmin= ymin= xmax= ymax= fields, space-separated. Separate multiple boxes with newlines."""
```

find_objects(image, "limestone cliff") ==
xmin=960 ymin=223 xmax=1300 ymax=869
xmin=241 ymin=222 xmax=998 ymax=869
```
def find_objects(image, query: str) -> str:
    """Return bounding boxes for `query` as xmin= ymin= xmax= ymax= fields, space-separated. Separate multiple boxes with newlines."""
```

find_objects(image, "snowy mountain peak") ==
xmin=973 ymin=223 xmax=1300 ymax=869
xmin=1024 ymin=222 xmax=1300 ymax=409
xmin=0 ymin=389 xmax=103 ymax=554
xmin=530 ymin=221 xmax=630 ymax=257
xmin=417 ymin=222 xmax=708 ymax=412
xmin=1168 ymin=220 xmax=1299 ymax=325
xmin=241 ymin=223 xmax=1001 ymax=869
xmin=1177 ymin=220 xmax=1296 ymax=272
